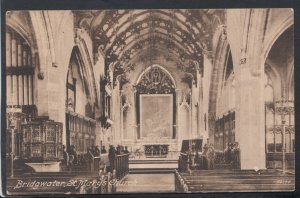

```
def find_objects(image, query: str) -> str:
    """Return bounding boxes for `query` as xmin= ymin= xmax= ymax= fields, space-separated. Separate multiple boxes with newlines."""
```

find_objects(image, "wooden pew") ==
xmin=175 ymin=169 xmax=294 ymax=192
xmin=112 ymin=153 xmax=129 ymax=180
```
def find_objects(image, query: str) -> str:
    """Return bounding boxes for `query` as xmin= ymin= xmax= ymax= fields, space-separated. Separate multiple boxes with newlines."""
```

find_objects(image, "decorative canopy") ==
xmin=74 ymin=9 xmax=225 ymax=85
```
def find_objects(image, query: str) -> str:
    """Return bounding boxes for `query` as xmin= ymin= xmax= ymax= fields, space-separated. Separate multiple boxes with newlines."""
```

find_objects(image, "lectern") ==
xmin=178 ymin=139 xmax=203 ymax=172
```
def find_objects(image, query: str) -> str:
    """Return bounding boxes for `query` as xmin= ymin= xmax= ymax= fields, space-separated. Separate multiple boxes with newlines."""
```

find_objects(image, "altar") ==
xmin=144 ymin=144 xmax=169 ymax=158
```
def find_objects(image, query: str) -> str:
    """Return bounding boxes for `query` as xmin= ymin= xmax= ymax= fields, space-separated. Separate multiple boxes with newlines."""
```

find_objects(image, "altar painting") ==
xmin=140 ymin=94 xmax=173 ymax=139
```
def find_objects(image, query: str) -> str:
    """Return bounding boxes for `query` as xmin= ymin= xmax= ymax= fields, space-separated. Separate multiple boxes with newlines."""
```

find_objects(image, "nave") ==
xmin=4 ymin=8 xmax=294 ymax=195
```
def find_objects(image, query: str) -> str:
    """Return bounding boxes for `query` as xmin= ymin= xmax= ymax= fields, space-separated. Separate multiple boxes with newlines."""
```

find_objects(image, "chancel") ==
xmin=4 ymin=9 xmax=294 ymax=195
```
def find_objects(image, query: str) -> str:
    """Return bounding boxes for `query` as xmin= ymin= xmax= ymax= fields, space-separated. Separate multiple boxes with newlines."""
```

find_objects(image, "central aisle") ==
xmin=116 ymin=173 xmax=175 ymax=193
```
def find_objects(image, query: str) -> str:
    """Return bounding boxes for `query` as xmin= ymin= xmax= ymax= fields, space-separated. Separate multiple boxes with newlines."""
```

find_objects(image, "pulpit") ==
xmin=21 ymin=117 xmax=63 ymax=172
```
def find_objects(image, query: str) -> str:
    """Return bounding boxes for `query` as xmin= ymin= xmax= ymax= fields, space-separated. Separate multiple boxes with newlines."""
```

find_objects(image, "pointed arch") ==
xmin=262 ymin=13 xmax=293 ymax=63
xmin=208 ymin=30 xmax=230 ymax=144
xmin=69 ymin=46 xmax=97 ymax=104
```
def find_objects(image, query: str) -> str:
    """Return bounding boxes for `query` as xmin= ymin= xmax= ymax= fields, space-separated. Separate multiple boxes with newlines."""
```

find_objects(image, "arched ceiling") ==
xmin=73 ymin=9 xmax=225 ymax=85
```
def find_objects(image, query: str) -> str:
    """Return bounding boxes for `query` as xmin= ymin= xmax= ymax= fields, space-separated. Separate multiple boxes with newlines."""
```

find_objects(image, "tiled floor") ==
xmin=116 ymin=173 xmax=175 ymax=193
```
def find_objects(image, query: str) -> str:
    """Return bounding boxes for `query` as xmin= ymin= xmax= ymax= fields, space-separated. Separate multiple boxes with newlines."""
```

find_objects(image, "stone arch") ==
xmin=264 ymin=22 xmax=294 ymax=101
xmin=6 ymin=12 xmax=39 ymax=74
xmin=75 ymin=36 xmax=99 ymax=105
xmin=55 ymin=11 xmax=77 ymax=81
xmin=6 ymin=12 xmax=35 ymax=49
xmin=208 ymin=29 xmax=230 ymax=143
xmin=262 ymin=13 xmax=293 ymax=64
xmin=263 ymin=13 xmax=294 ymax=169
xmin=29 ymin=11 xmax=53 ymax=77
xmin=67 ymin=46 xmax=98 ymax=109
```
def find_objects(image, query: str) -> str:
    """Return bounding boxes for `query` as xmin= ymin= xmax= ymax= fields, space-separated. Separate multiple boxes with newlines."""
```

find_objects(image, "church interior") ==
xmin=5 ymin=9 xmax=295 ymax=194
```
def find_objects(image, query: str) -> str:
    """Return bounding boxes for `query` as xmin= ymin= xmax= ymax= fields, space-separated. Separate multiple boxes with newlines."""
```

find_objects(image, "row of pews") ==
xmin=175 ymin=169 xmax=295 ymax=192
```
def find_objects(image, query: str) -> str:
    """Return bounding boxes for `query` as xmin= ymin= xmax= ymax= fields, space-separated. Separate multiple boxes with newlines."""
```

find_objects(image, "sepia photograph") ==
xmin=3 ymin=8 xmax=295 ymax=195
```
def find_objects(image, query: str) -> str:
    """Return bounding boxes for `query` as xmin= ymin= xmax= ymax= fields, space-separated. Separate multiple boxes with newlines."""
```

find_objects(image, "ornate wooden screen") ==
xmin=214 ymin=111 xmax=235 ymax=151
xmin=66 ymin=112 xmax=96 ymax=154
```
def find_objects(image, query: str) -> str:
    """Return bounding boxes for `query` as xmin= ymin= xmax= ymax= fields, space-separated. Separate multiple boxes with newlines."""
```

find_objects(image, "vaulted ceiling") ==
xmin=73 ymin=9 xmax=225 ymax=85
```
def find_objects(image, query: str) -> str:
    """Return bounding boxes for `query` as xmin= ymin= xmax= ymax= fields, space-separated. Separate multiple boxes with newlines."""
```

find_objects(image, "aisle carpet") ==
xmin=116 ymin=173 xmax=175 ymax=193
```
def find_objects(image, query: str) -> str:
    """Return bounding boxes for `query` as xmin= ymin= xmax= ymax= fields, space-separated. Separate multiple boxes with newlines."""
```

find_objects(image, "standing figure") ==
xmin=101 ymin=146 xmax=107 ymax=154
xmin=202 ymin=144 xmax=209 ymax=169
xmin=116 ymin=145 xmax=121 ymax=155
xmin=86 ymin=147 xmax=94 ymax=171
xmin=232 ymin=142 xmax=241 ymax=169
xmin=121 ymin=146 xmax=125 ymax=154
xmin=69 ymin=145 xmax=78 ymax=165
xmin=206 ymin=144 xmax=216 ymax=170
xmin=62 ymin=145 xmax=69 ymax=167
xmin=108 ymin=145 xmax=116 ymax=171
xmin=124 ymin=146 xmax=130 ymax=154
xmin=224 ymin=143 xmax=232 ymax=164
xmin=94 ymin=145 xmax=100 ymax=157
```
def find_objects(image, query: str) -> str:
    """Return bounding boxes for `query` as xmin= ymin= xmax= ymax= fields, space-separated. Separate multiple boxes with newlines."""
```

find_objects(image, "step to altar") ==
xmin=129 ymin=159 xmax=178 ymax=170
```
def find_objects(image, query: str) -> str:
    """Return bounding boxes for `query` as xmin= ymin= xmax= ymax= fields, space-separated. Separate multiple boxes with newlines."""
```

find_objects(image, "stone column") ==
xmin=235 ymin=67 xmax=265 ymax=169
xmin=198 ymin=77 xmax=205 ymax=139
xmin=30 ymin=11 xmax=75 ymax=146
xmin=111 ymin=84 xmax=121 ymax=145
xmin=227 ymin=9 xmax=268 ymax=169
xmin=120 ymin=90 xmax=124 ymax=144
xmin=175 ymin=89 xmax=180 ymax=150
xmin=191 ymin=83 xmax=199 ymax=138
xmin=132 ymin=87 xmax=138 ymax=142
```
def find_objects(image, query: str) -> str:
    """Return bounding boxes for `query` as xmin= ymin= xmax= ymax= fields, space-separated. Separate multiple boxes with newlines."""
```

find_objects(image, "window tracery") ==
xmin=136 ymin=67 xmax=175 ymax=94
